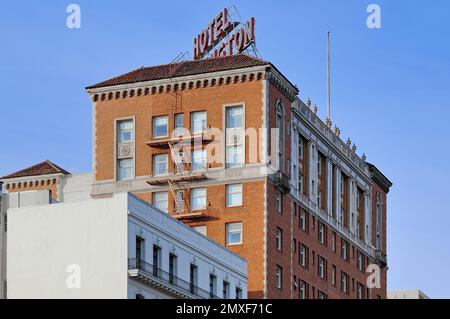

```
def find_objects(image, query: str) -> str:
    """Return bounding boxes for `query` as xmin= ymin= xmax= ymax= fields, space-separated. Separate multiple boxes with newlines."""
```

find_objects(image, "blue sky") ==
xmin=1 ymin=0 xmax=449 ymax=298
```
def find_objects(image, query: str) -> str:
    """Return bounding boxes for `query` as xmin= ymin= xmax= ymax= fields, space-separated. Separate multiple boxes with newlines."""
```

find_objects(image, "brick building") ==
xmin=83 ymin=53 xmax=392 ymax=299
xmin=1 ymin=53 xmax=392 ymax=299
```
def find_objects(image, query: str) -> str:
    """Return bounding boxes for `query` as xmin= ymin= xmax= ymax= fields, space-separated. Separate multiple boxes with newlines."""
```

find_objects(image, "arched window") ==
xmin=276 ymin=101 xmax=284 ymax=171
xmin=376 ymin=193 xmax=383 ymax=249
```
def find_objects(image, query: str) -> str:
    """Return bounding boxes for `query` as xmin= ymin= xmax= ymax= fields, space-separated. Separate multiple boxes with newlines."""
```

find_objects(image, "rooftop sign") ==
xmin=193 ymin=8 xmax=255 ymax=60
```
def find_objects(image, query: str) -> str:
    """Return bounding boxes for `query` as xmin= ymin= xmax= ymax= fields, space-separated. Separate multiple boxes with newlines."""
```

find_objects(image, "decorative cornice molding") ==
xmin=86 ymin=66 xmax=269 ymax=102
xmin=367 ymin=163 xmax=393 ymax=193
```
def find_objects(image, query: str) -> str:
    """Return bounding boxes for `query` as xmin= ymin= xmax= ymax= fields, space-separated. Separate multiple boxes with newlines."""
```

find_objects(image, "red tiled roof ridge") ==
xmin=86 ymin=53 xmax=271 ymax=90
xmin=0 ymin=160 xmax=70 ymax=180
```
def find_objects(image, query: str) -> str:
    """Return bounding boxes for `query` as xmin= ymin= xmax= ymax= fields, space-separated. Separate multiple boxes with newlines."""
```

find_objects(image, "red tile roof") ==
xmin=86 ymin=54 xmax=271 ymax=89
xmin=0 ymin=160 xmax=70 ymax=179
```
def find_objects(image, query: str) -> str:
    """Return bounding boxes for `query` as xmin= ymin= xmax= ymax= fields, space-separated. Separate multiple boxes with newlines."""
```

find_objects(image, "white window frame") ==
xmin=191 ymin=111 xmax=207 ymax=134
xmin=226 ymin=222 xmax=243 ymax=246
xmin=152 ymin=191 xmax=168 ymax=213
xmin=191 ymin=148 xmax=207 ymax=172
xmin=153 ymin=153 xmax=168 ymax=176
xmin=276 ymin=227 xmax=283 ymax=251
xmin=118 ymin=120 xmax=134 ymax=143
xmin=226 ymin=184 xmax=243 ymax=207
xmin=193 ymin=225 xmax=207 ymax=236
xmin=191 ymin=188 xmax=207 ymax=211
xmin=275 ymin=265 xmax=283 ymax=289
xmin=153 ymin=115 xmax=168 ymax=138
xmin=224 ymin=104 xmax=245 ymax=169
xmin=117 ymin=158 xmax=133 ymax=181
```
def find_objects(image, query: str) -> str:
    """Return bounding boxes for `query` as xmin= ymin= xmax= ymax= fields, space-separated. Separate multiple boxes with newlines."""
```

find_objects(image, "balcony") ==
xmin=128 ymin=258 xmax=221 ymax=299
xmin=375 ymin=250 xmax=388 ymax=268
xmin=146 ymin=133 xmax=214 ymax=149
xmin=271 ymin=171 xmax=291 ymax=194
xmin=147 ymin=171 xmax=207 ymax=185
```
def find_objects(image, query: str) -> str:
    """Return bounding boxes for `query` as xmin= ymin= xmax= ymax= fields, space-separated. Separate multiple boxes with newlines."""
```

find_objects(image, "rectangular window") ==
xmin=341 ymin=272 xmax=348 ymax=294
xmin=190 ymin=264 xmax=198 ymax=294
xmin=136 ymin=236 xmax=144 ymax=267
xmin=222 ymin=281 xmax=230 ymax=299
xmin=299 ymin=280 xmax=308 ymax=299
xmin=236 ymin=287 xmax=242 ymax=299
xmin=117 ymin=158 xmax=133 ymax=180
xmin=174 ymin=113 xmax=185 ymax=135
xmin=191 ymin=188 xmax=206 ymax=211
xmin=193 ymin=225 xmax=207 ymax=236
xmin=298 ymin=174 xmax=303 ymax=194
xmin=357 ymin=251 xmax=363 ymax=272
xmin=331 ymin=265 xmax=337 ymax=286
xmin=169 ymin=254 xmax=177 ymax=284
xmin=357 ymin=283 xmax=365 ymax=299
xmin=318 ymin=256 xmax=327 ymax=279
xmin=299 ymin=244 xmax=308 ymax=268
xmin=153 ymin=154 xmax=168 ymax=176
xmin=332 ymin=232 xmax=337 ymax=252
xmin=225 ymin=106 xmax=244 ymax=168
xmin=276 ymin=227 xmax=283 ymax=251
xmin=118 ymin=120 xmax=133 ymax=143
xmin=152 ymin=192 xmax=168 ymax=213
xmin=341 ymin=239 xmax=349 ymax=261
xmin=226 ymin=184 xmax=243 ymax=207
xmin=300 ymin=209 xmax=306 ymax=231
xmin=275 ymin=265 xmax=283 ymax=289
xmin=318 ymin=291 xmax=327 ymax=299
xmin=275 ymin=191 xmax=282 ymax=213
xmin=153 ymin=115 xmax=168 ymax=138
xmin=191 ymin=111 xmax=207 ymax=134
xmin=318 ymin=222 xmax=326 ymax=245
xmin=152 ymin=245 xmax=161 ymax=276
xmin=226 ymin=222 xmax=243 ymax=245
xmin=192 ymin=149 xmax=206 ymax=171
xmin=226 ymin=145 xmax=244 ymax=168
xmin=209 ymin=274 xmax=216 ymax=298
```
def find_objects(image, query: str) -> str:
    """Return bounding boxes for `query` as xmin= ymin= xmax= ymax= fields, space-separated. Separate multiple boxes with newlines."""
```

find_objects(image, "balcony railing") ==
xmin=272 ymin=171 xmax=291 ymax=194
xmin=128 ymin=258 xmax=221 ymax=299
xmin=375 ymin=250 xmax=388 ymax=268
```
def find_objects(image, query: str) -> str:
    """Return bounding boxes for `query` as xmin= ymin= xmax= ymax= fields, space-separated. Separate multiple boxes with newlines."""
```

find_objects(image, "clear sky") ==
xmin=1 ymin=0 xmax=449 ymax=298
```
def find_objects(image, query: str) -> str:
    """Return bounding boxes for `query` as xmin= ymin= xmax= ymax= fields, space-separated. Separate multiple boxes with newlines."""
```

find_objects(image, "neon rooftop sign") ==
xmin=193 ymin=8 xmax=255 ymax=60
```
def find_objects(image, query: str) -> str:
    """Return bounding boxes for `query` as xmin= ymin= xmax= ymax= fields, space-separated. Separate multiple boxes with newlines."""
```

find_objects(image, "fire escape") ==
xmin=146 ymin=53 xmax=214 ymax=220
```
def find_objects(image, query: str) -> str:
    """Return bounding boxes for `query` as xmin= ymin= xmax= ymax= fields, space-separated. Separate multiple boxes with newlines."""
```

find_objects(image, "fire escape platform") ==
xmin=146 ymin=134 xmax=214 ymax=148
xmin=147 ymin=172 xmax=207 ymax=185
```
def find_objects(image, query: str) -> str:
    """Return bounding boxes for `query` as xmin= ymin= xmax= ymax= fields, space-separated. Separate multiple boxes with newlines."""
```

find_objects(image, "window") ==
xmin=226 ymin=222 xmax=242 ymax=245
xmin=153 ymin=154 xmax=168 ymax=176
xmin=226 ymin=184 xmax=242 ymax=207
xmin=235 ymin=287 xmax=242 ymax=299
xmin=341 ymin=239 xmax=349 ymax=261
xmin=341 ymin=272 xmax=348 ymax=294
xmin=153 ymin=115 xmax=168 ymax=138
xmin=299 ymin=244 xmax=308 ymax=268
xmin=318 ymin=256 xmax=327 ymax=279
xmin=118 ymin=120 xmax=133 ymax=143
xmin=298 ymin=174 xmax=303 ymax=194
xmin=190 ymin=264 xmax=198 ymax=294
xmin=192 ymin=149 xmax=206 ymax=171
xmin=191 ymin=111 xmax=206 ymax=134
xmin=275 ymin=190 xmax=282 ymax=213
xmin=300 ymin=209 xmax=307 ymax=231
xmin=331 ymin=232 xmax=336 ymax=252
xmin=299 ymin=280 xmax=308 ymax=299
xmin=225 ymin=106 xmax=244 ymax=168
xmin=191 ymin=188 xmax=206 ymax=211
xmin=152 ymin=192 xmax=168 ymax=213
xmin=136 ymin=294 xmax=145 ymax=299
xmin=153 ymin=245 xmax=161 ymax=276
xmin=331 ymin=265 xmax=337 ymax=286
xmin=174 ymin=113 xmax=185 ymax=135
xmin=275 ymin=265 xmax=283 ymax=289
xmin=318 ymin=222 xmax=326 ymax=245
xmin=318 ymin=291 xmax=327 ymax=299
xmin=276 ymin=227 xmax=283 ymax=251
xmin=136 ymin=236 xmax=144 ymax=267
xmin=117 ymin=159 xmax=133 ymax=180
xmin=226 ymin=106 xmax=243 ymax=129
xmin=357 ymin=251 xmax=363 ymax=272
xmin=169 ymin=254 xmax=177 ymax=284
xmin=209 ymin=274 xmax=216 ymax=298
xmin=376 ymin=193 xmax=383 ymax=249
xmin=222 ymin=281 xmax=230 ymax=299
xmin=357 ymin=282 xmax=365 ymax=299
xmin=193 ymin=225 xmax=207 ymax=236
xmin=298 ymin=136 xmax=303 ymax=159
xmin=276 ymin=102 xmax=284 ymax=171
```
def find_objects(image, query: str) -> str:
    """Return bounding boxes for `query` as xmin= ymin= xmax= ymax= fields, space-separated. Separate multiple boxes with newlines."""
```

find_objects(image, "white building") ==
xmin=0 ymin=169 xmax=247 ymax=299
xmin=388 ymin=289 xmax=430 ymax=299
